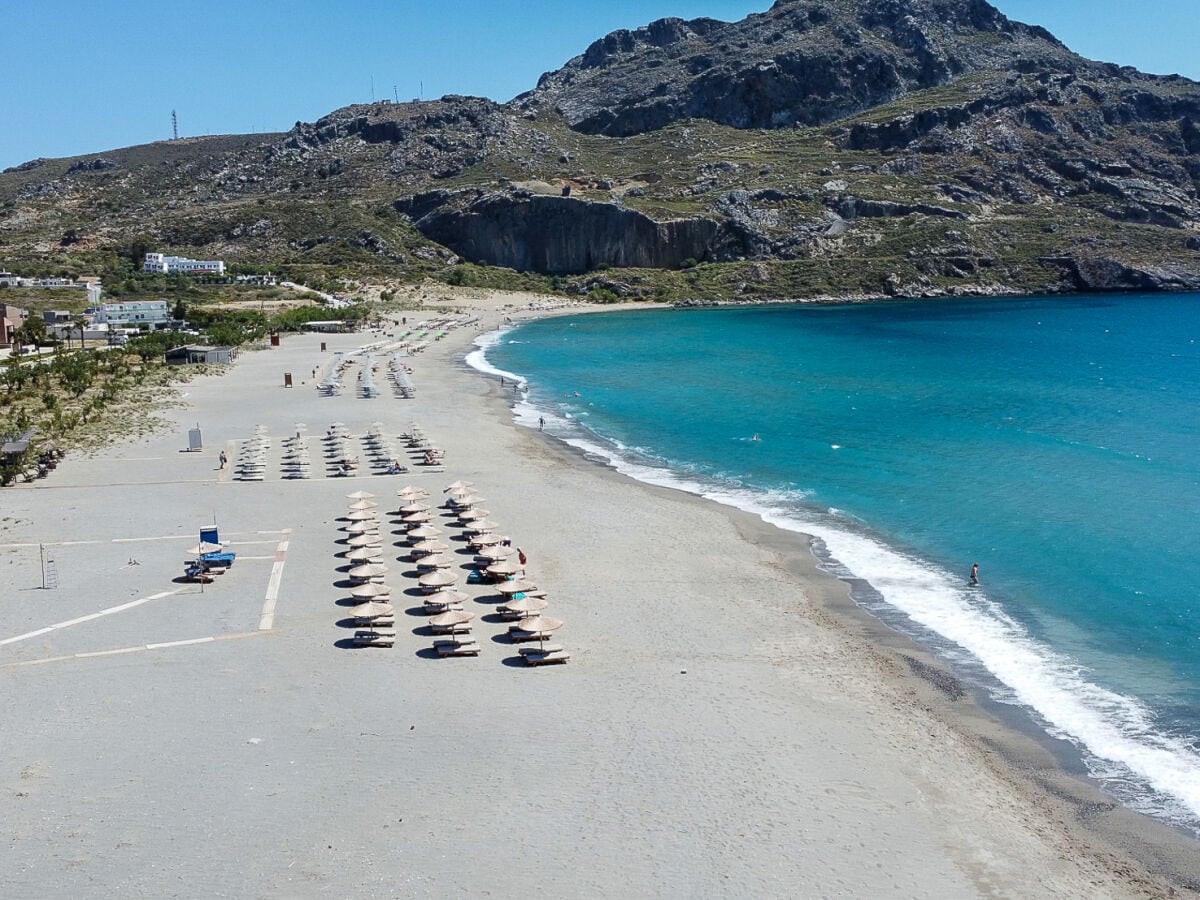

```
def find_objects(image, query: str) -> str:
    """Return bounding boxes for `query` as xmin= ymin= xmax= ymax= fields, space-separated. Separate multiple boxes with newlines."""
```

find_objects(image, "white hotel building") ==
xmin=143 ymin=253 xmax=225 ymax=275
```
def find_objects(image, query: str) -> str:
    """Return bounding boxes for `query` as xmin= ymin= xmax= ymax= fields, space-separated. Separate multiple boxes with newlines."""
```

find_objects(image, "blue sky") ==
xmin=2 ymin=0 xmax=1197 ymax=171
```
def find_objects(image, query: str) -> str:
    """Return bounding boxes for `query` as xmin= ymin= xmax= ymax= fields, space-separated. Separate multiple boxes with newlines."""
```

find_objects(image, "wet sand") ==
xmin=0 ymin=290 xmax=1193 ymax=897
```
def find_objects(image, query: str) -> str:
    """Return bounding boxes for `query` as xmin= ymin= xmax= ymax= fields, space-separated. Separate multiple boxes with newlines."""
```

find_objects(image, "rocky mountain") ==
xmin=4 ymin=0 xmax=1200 ymax=300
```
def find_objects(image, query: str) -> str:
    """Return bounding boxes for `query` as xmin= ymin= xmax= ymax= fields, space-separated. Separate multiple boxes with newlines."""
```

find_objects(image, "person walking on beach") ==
xmin=970 ymin=563 xmax=980 ymax=586
xmin=517 ymin=547 xmax=528 ymax=570
xmin=538 ymin=417 xmax=545 ymax=431
xmin=218 ymin=450 xmax=227 ymax=470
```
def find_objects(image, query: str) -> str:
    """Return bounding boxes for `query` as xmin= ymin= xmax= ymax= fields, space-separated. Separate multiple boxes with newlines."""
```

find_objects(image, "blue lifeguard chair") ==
xmin=198 ymin=526 xmax=236 ymax=568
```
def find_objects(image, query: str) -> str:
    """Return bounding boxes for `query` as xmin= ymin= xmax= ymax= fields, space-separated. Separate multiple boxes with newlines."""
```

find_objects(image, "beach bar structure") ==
xmin=165 ymin=344 xmax=235 ymax=365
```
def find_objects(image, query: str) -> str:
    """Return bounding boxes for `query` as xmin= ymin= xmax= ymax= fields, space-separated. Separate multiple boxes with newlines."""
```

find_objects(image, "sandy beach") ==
xmin=0 ymin=287 xmax=1195 ymax=898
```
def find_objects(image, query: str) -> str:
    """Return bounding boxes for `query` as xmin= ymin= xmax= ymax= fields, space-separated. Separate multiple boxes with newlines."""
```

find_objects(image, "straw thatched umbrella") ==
xmin=348 ymin=562 xmax=389 ymax=581
xmin=424 ymin=587 xmax=468 ymax=603
xmin=487 ymin=558 xmax=522 ymax=577
xmin=401 ymin=511 xmax=433 ymax=523
xmin=429 ymin=609 xmax=475 ymax=632
xmin=353 ymin=601 xmax=394 ymax=621
xmin=465 ymin=519 xmax=499 ymax=534
xmin=410 ymin=539 xmax=450 ymax=555
xmin=444 ymin=480 xmax=474 ymax=492
xmin=406 ymin=524 xmax=442 ymax=540
xmin=418 ymin=569 xmax=457 ymax=591
xmin=513 ymin=615 xmax=563 ymax=649
xmin=350 ymin=582 xmax=393 ymax=601
xmin=470 ymin=532 xmax=507 ymax=547
xmin=457 ymin=507 xmax=490 ymax=522
xmin=347 ymin=499 xmax=380 ymax=511
xmin=416 ymin=553 xmax=455 ymax=570
xmin=505 ymin=595 xmax=548 ymax=617
xmin=396 ymin=485 xmax=428 ymax=498
xmin=344 ymin=546 xmax=384 ymax=561
xmin=496 ymin=579 xmax=538 ymax=596
xmin=345 ymin=510 xmax=379 ymax=522
xmin=399 ymin=502 xmax=431 ymax=514
xmin=477 ymin=544 xmax=514 ymax=562
xmin=345 ymin=490 xmax=375 ymax=500
xmin=347 ymin=533 xmax=383 ymax=548
xmin=341 ymin=521 xmax=379 ymax=535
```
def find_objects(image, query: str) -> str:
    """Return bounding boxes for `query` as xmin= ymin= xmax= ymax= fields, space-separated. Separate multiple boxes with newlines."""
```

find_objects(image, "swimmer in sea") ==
xmin=970 ymin=563 xmax=980 ymax=586
xmin=751 ymin=433 xmax=761 ymax=442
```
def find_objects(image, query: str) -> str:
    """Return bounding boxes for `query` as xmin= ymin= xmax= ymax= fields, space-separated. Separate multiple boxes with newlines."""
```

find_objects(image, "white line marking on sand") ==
xmin=0 ymin=589 xmax=181 ymax=646
xmin=258 ymin=531 xmax=292 ymax=631
xmin=2 ymin=632 xmax=264 ymax=668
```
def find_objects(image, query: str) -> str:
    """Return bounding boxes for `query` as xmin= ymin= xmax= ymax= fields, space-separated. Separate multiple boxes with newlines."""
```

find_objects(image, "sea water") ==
xmin=470 ymin=293 xmax=1200 ymax=832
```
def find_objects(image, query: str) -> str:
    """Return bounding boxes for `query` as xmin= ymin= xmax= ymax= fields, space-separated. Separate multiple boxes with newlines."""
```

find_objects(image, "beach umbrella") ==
xmin=396 ymin=485 xmax=429 ymax=497
xmin=345 ymin=510 xmax=379 ymax=522
xmin=348 ymin=562 xmax=389 ymax=580
xmin=465 ymin=519 xmax=499 ymax=534
xmin=514 ymin=615 xmax=563 ymax=649
xmin=399 ymin=502 xmax=431 ymax=513
xmin=347 ymin=533 xmax=383 ymax=548
xmin=496 ymin=579 xmax=538 ymax=596
xmin=429 ymin=609 xmax=474 ymax=630
xmin=487 ymin=558 xmax=522 ymax=576
xmin=470 ymin=532 xmax=507 ymax=547
xmin=347 ymin=499 xmax=380 ymax=511
xmin=458 ymin=508 xmax=490 ymax=522
xmin=416 ymin=553 xmax=455 ymax=570
xmin=345 ymin=490 xmax=376 ymax=500
xmin=401 ymin=511 xmax=433 ymax=523
xmin=344 ymin=546 xmax=384 ymax=561
xmin=424 ymin=588 xmax=469 ymax=606
xmin=187 ymin=542 xmax=223 ymax=556
xmin=350 ymin=582 xmax=392 ymax=600
xmin=410 ymin=539 xmax=450 ymax=555
xmin=444 ymin=480 xmax=474 ymax=492
xmin=406 ymin=524 xmax=442 ymax=540
xmin=477 ymin=544 xmax=514 ymax=561
xmin=505 ymin=595 xmax=548 ymax=616
xmin=418 ymin=570 xmax=458 ymax=590
xmin=341 ymin=521 xmax=379 ymax=534
xmin=353 ymin=601 xmax=395 ymax=620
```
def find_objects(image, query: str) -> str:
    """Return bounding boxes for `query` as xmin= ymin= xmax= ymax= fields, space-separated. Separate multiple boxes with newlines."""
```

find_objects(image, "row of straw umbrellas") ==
xmin=333 ymin=476 xmax=569 ymax=662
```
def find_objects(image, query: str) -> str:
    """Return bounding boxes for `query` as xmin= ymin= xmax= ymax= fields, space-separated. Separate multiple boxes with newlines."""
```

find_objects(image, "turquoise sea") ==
xmin=469 ymin=294 xmax=1200 ymax=832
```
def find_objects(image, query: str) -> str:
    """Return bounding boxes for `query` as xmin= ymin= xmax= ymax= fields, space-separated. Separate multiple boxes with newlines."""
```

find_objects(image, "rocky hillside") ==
xmin=4 ymin=0 xmax=1200 ymax=301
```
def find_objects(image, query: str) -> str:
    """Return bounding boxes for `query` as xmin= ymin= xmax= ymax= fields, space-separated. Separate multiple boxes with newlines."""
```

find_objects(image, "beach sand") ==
xmin=0 ymin=288 xmax=1194 ymax=898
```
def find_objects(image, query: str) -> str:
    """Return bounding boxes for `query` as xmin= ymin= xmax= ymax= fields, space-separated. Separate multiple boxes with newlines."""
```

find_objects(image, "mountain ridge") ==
xmin=4 ymin=0 xmax=1200 ymax=300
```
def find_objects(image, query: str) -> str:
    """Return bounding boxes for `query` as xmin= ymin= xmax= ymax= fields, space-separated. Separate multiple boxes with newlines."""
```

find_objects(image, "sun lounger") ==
xmin=351 ymin=630 xmax=395 ymax=647
xmin=430 ymin=623 xmax=472 ymax=635
xmin=523 ymin=649 xmax=570 ymax=666
xmin=517 ymin=643 xmax=563 ymax=657
xmin=509 ymin=626 xmax=555 ymax=642
xmin=350 ymin=615 xmax=395 ymax=627
xmin=435 ymin=640 xmax=481 ymax=657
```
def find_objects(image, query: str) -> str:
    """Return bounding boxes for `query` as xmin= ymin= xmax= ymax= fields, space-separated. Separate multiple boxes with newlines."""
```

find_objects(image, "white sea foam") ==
xmin=470 ymin=330 xmax=1200 ymax=829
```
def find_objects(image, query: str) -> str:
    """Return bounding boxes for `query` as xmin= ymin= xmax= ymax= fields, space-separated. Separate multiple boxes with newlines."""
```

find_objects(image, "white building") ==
xmin=143 ymin=253 xmax=226 ymax=276
xmin=94 ymin=300 xmax=173 ymax=329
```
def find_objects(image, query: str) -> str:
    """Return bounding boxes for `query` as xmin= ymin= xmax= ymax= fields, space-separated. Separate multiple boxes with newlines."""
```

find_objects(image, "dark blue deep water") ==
xmin=472 ymin=294 xmax=1200 ymax=830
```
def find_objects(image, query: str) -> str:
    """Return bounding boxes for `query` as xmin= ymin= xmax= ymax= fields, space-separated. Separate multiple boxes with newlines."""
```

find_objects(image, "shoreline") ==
xmin=454 ymin=293 xmax=1200 ymax=890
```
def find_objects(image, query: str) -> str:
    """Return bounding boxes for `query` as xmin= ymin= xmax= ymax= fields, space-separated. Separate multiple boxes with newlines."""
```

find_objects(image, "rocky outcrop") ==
xmin=400 ymin=190 xmax=739 ymax=274
xmin=519 ymin=0 xmax=1072 ymax=136
xmin=1040 ymin=256 xmax=1200 ymax=292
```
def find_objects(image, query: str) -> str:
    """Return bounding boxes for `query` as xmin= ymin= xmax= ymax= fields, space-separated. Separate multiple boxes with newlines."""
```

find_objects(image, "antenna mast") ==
xmin=172 ymin=109 xmax=179 ymax=140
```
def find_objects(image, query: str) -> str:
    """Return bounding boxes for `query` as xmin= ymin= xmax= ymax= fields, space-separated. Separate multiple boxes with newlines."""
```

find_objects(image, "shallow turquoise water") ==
xmin=474 ymin=294 xmax=1200 ymax=830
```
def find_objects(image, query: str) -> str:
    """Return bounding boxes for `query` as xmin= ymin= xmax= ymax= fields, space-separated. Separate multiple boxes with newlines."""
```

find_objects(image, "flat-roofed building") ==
xmin=95 ymin=299 xmax=173 ymax=329
xmin=143 ymin=253 xmax=225 ymax=276
xmin=0 ymin=303 xmax=28 ymax=346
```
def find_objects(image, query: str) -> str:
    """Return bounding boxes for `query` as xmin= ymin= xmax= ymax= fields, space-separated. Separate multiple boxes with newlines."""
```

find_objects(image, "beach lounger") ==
xmin=351 ymin=630 xmax=395 ymax=648
xmin=508 ymin=626 xmax=555 ymax=642
xmin=350 ymin=615 xmax=395 ymax=627
xmin=523 ymin=649 xmax=570 ymax=666
xmin=435 ymin=640 xmax=481 ymax=657
xmin=430 ymin=623 xmax=472 ymax=635
xmin=517 ymin=643 xmax=563 ymax=657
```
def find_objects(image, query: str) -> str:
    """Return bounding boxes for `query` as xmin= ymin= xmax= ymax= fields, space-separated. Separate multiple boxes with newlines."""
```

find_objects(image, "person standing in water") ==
xmin=539 ymin=417 xmax=545 ymax=431
xmin=970 ymin=563 xmax=980 ymax=586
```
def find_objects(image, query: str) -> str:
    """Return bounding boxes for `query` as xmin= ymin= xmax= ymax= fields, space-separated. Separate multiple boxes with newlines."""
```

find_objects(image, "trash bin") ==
xmin=283 ymin=373 xmax=293 ymax=388
xmin=320 ymin=341 xmax=327 ymax=352
xmin=270 ymin=334 xmax=281 ymax=347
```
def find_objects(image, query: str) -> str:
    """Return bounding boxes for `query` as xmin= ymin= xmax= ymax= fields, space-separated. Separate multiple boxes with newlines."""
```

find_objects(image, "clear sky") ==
xmin=2 ymin=0 xmax=1198 ymax=171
